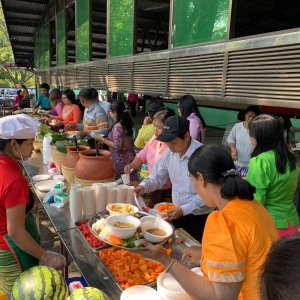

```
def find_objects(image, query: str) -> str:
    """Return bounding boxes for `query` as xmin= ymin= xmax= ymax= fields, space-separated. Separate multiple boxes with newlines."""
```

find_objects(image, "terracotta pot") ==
xmin=63 ymin=145 xmax=91 ymax=168
xmin=75 ymin=149 xmax=115 ymax=181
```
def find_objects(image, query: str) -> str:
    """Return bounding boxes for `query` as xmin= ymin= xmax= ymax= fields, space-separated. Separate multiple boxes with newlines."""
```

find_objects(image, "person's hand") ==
xmin=143 ymin=116 xmax=152 ymax=125
xmin=124 ymin=164 xmax=132 ymax=174
xmin=77 ymin=130 xmax=88 ymax=138
xmin=134 ymin=185 xmax=145 ymax=197
xmin=231 ymin=149 xmax=238 ymax=161
xmin=182 ymin=246 xmax=202 ymax=265
xmin=65 ymin=123 xmax=76 ymax=131
xmin=140 ymin=240 xmax=171 ymax=266
xmin=39 ymin=250 xmax=66 ymax=270
xmin=167 ymin=206 xmax=183 ymax=221
xmin=128 ymin=181 xmax=139 ymax=187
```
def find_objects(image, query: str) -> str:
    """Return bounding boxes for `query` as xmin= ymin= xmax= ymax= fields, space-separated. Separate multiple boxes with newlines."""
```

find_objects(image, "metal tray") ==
xmin=94 ymin=229 xmax=200 ymax=292
xmin=167 ymin=228 xmax=200 ymax=265
xmin=88 ymin=210 xmax=168 ymax=251
xmin=96 ymin=247 xmax=160 ymax=292
xmin=75 ymin=219 xmax=110 ymax=252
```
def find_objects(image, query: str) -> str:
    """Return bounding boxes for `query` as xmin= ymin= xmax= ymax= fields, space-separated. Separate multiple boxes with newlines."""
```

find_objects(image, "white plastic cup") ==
xmin=121 ymin=173 xmax=130 ymax=185
xmin=107 ymin=186 xmax=117 ymax=204
xmin=94 ymin=183 xmax=107 ymax=213
xmin=69 ymin=186 xmax=83 ymax=223
xmin=42 ymin=135 xmax=52 ymax=165
xmin=116 ymin=185 xmax=127 ymax=203
xmin=126 ymin=186 xmax=135 ymax=204
xmin=82 ymin=186 xmax=96 ymax=216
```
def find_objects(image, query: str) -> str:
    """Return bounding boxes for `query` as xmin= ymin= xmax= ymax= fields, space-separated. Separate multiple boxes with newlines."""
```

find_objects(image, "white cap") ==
xmin=0 ymin=114 xmax=40 ymax=139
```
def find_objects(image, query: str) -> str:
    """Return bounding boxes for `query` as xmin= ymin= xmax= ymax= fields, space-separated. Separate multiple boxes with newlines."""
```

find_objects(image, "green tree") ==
xmin=0 ymin=5 xmax=35 ymax=87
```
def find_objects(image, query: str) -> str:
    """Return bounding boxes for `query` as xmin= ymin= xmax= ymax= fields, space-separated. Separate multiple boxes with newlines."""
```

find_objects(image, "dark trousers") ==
xmin=129 ymin=101 xmax=137 ymax=117
xmin=172 ymin=214 xmax=209 ymax=243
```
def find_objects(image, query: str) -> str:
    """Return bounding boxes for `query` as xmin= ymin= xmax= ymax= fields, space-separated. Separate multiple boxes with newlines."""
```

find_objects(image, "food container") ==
xmin=98 ymin=248 xmax=164 ymax=290
xmin=106 ymin=215 xmax=141 ymax=239
xmin=140 ymin=216 xmax=173 ymax=243
xmin=95 ymin=228 xmax=200 ymax=293
xmin=106 ymin=203 xmax=139 ymax=216
xmin=121 ymin=286 xmax=161 ymax=300
xmin=157 ymin=266 xmax=204 ymax=300
xmin=75 ymin=220 xmax=108 ymax=251
xmin=154 ymin=202 xmax=176 ymax=217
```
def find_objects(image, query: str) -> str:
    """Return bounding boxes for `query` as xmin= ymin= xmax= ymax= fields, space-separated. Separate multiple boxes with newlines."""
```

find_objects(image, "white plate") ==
xmin=32 ymin=174 xmax=51 ymax=181
xmin=121 ymin=285 xmax=161 ymax=300
xmin=22 ymin=108 xmax=33 ymax=113
xmin=35 ymin=180 xmax=62 ymax=192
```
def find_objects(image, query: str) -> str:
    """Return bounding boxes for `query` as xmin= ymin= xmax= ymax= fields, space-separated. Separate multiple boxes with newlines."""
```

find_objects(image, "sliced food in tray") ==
xmin=89 ymin=212 xmax=173 ymax=250
xmin=76 ymin=220 xmax=108 ymax=250
xmin=98 ymin=247 xmax=164 ymax=290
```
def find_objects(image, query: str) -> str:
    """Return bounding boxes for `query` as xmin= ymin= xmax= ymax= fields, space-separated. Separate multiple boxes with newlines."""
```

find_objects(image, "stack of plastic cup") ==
xmin=126 ymin=186 xmax=135 ymax=204
xmin=69 ymin=184 xmax=83 ymax=223
xmin=116 ymin=185 xmax=127 ymax=203
xmin=94 ymin=183 xmax=108 ymax=213
xmin=82 ymin=186 xmax=96 ymax=216
xmin=107 ymin=185 xmax=117 ymax=204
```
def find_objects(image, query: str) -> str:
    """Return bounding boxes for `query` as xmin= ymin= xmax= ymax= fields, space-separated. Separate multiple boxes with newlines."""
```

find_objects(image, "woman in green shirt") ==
xmin=247 ymin=114 xmax=299 ymax=237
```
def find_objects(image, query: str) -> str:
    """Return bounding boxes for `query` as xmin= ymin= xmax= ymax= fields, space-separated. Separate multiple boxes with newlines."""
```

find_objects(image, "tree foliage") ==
xmin=0 ymin=5 xmax=35 ymax=87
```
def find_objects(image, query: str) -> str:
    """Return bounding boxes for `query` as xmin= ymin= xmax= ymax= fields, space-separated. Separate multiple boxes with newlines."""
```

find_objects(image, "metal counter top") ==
xmin=22 ymin=155 xmax=75 ymax=232
xmin=21 ymin=153 xmax=122 ymax=299
xmin=59 ymin=229 xmax=121 ymax=300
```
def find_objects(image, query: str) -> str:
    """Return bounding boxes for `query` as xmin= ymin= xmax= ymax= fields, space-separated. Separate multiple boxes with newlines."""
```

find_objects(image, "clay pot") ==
xmin=75 ymin=149 xmax=115 ymax=181
xmin=63 ymin=145 xmax=91 ymax=168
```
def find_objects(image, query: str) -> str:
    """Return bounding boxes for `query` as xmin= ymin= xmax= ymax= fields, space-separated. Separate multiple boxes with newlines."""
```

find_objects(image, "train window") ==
xmin=231 ymin=0 xmax=300 ymax=38
xmin=134 ymin=0 xmax=170 ymax=54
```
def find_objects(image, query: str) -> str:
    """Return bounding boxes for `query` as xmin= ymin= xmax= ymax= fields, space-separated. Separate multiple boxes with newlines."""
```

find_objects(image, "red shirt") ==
xmin=127 ymin=93 xmax=139 ymax=102
xmin=0 ymin=155 xmax=29 ymax=250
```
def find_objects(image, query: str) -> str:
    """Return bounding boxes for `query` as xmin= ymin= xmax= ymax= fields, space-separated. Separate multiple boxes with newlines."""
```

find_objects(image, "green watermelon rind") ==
xmin=11 ymin=266 xmax=68 ymax=300
xmin=66 ymin=287 xmax=109 ymax=300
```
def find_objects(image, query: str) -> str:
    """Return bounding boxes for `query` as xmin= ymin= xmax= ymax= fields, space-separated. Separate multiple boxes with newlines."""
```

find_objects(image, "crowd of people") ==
xmin=0 ymin=83 xmax=299 ymax=299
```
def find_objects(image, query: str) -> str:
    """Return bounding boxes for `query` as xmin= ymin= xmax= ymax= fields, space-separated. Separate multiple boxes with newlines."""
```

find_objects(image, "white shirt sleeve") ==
xmin=226 ymin=123 xmax=237 ymax=145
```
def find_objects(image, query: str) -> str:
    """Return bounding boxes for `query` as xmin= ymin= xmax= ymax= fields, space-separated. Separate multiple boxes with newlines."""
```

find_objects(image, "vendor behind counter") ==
xmin=0 ymin=114 xmax=66 ymax=293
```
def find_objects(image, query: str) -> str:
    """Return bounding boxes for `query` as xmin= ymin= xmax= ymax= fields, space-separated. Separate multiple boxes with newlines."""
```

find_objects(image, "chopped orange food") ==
xmin=98 ymin=248 xmax=164 ymax=289
xmin=165 ymin=247 xmax=173 ymax=255
xmin=108 ymin=234 xmax=124 ymax=246
xmin=168 ymin=237 xmax=174 ymax=244
xmin=176 ymin=237 xmax=184 ymax=244
xmin=156 ymin=203 xmax=175 ymax=213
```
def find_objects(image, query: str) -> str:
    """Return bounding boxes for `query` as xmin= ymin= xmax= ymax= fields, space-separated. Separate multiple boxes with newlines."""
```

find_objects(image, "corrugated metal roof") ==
xmin=1 ymin=0 xmax=49 ymax=68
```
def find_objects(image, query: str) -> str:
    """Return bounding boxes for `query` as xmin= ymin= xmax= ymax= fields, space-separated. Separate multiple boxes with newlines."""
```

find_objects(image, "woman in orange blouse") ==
xmin=50 ymin=89 xmax=81 ymax=128
xmin=142 ymin=144 xmax=278 ymax=300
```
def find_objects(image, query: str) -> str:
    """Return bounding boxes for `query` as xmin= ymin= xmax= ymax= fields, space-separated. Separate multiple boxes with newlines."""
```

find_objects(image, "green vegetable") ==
xmin=39 ymin=123 xmax=52 ymax=137
xmin=121 ymin=236 xmax=143 ymax=248
xmin=55 ymin=141 xmax=67 ymax=153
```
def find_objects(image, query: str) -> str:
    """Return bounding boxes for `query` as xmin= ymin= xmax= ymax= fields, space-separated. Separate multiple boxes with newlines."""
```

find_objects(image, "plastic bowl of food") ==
xmin=106 ymin=215 xmax=141 ymax=239
xmin=154 ymin=202 xmax=176 ymax=217
xmin=106 ymin=203 xmax=139 ymax=216
xmin=140 ymin=216 xmax=173 ymax=243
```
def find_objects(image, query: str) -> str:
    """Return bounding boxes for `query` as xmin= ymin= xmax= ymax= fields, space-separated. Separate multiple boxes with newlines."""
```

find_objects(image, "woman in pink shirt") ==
xmin=124 ymin=108 xmax=175 ymax=206
xmin=178 ymin=95 xmax=206 ymax=143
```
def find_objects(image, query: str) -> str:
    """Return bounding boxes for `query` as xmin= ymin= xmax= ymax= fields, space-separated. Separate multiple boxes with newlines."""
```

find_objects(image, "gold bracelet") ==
xmin=165 ymin=259 xmax=176 ymax=273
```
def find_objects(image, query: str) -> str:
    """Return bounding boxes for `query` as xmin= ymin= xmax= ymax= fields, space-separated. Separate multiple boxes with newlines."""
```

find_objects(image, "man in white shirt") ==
xmin=134 ymin=115 xmax=212 ymax=241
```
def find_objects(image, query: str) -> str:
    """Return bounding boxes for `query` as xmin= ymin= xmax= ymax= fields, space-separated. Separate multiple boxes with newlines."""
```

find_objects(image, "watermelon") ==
xmin=11 ymin=266 xmax=68 ymax=300
xmin=66 ymin=287 xmax=109 ymax=300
